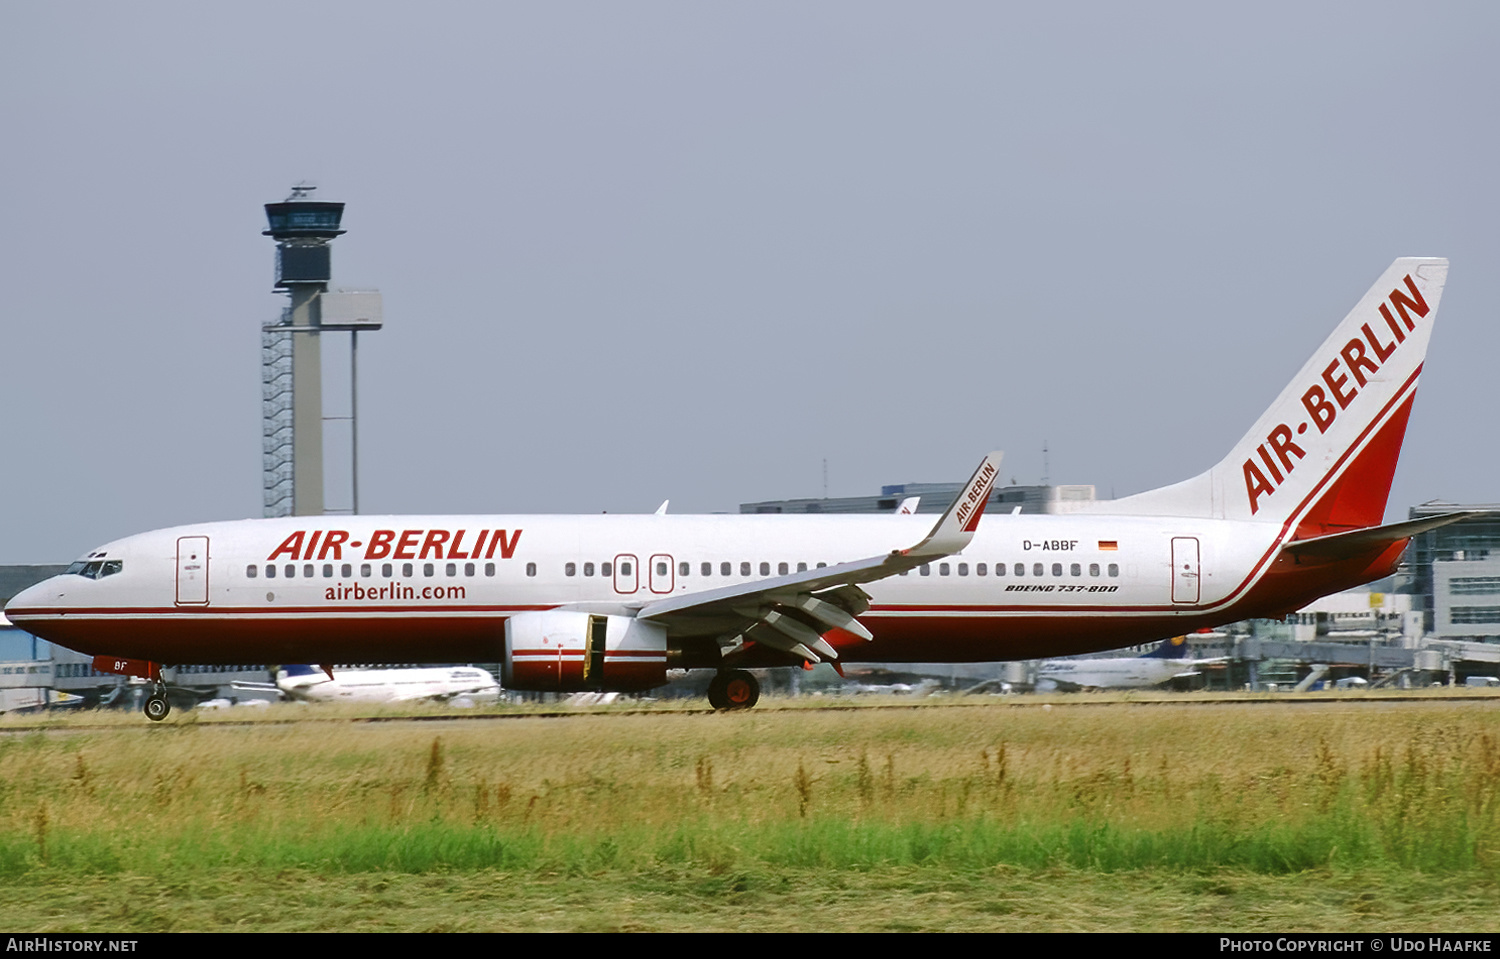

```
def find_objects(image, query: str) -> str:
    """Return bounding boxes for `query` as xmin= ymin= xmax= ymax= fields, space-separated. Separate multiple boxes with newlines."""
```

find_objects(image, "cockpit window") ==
xmin=65 ymin=559 xmax=123 ymax=580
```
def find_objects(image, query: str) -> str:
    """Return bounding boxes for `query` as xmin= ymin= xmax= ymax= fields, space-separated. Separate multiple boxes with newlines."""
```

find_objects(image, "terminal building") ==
xmin=742 ymin=482 xmax=1099 ymax=516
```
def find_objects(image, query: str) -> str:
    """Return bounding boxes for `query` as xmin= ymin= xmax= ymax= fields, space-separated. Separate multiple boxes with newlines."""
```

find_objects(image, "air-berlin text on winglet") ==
xmin=1242 ymin=274 xmax=1430 ymax=515
xmin=955 ymin=461 xmax=999 ymax=532
xmin=266 ymin=528 xmax=523 ymax=563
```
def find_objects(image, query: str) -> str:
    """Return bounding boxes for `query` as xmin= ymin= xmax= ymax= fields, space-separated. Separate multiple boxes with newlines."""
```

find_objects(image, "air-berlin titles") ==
xmin=1242 ymin=275 xmax=1429 ymax=515
xmin=265 ymin=528 xmax=523 ymax=562
xmin=956 ymin=461 xmax=999 ymax=532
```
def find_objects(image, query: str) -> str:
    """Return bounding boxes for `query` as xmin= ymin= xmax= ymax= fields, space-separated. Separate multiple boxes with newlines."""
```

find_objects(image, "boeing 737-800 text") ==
xmin=5 ymin=258 xmax=1471 ymax=717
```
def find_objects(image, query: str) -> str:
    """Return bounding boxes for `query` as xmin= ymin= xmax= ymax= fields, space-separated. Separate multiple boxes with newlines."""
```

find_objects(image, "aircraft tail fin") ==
xmin=1098 ymin=258 xmax=1448 ymax=536
xmin=1141 ymin=637 xmax=1190 ymax=660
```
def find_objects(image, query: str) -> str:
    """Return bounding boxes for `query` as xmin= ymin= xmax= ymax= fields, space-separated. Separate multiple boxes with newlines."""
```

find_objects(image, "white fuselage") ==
xmin=6 ymin=509 xmax=1315 ymax=668
xmin=1036 ymin=656 xmax=1210 ymax=691
xmin=271 ymin=666 xmax=501 ymax=704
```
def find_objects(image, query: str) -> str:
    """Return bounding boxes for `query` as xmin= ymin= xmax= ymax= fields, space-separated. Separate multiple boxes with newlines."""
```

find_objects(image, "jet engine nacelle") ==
xmin=502 ymin=610 xmax=669 ymax=692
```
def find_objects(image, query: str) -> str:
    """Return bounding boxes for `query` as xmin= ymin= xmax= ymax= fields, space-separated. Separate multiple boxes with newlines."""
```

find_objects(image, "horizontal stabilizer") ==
xmin=1280 ymin=511 xmax=1479 ymax=560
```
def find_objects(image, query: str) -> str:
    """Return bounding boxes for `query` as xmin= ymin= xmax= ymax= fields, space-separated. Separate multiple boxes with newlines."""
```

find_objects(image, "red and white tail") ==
xmin=1102 ymin=258 xmax=1448 ymax=534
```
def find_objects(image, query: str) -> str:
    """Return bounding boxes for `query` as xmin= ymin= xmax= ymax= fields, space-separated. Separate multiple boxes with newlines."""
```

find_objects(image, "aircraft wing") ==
xmin=633 ymin=452 xmax=1002 ymax=665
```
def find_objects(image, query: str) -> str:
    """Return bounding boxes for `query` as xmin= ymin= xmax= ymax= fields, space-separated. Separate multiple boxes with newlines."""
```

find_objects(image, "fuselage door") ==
xmin=613 ymin=554 xmax=638 ymax=594
xmin=1171 ymin=536 xmax=1200 ymax=604
xmin=176 ymin=536 xmax=210 ymax=606
xmin=649 ymin=553 xmax=675 ymax=594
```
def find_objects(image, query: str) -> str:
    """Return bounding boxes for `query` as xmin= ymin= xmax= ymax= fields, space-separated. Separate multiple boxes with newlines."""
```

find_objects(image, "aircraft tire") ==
xmin=720 ymin=670 xmax=759 ymax=710
xmin=144 ymin=695 xmax=171 ymax=722
xmin=706 ymin=673 xmax=729 ymax=709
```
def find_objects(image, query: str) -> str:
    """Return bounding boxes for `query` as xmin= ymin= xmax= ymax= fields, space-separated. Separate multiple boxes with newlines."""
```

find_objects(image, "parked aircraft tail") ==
xmin=1141 ymin=637 xmax=1191 ymax=659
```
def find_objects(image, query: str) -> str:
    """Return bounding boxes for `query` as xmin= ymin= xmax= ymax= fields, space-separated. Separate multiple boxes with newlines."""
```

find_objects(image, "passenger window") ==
xmin=958 ymin=563 xmax=968 ymax=576
xmin=940 ymin=563 xmax=950 ymax=576
xmin=1071 ymin=563 xmax=1081 ymax=577
xmin=740 ymin=562 xmax=750 ymax=577
xmin=656 ymin=562 xmax=668 ymax=576
xmin=920 ymin=564 xmax=931 ymax=576
xmin=722 ymin=562 xmax=732 ymax=576
xmin=584 ymin=562 xmax=595 ymax=577
xmin=285 ymin=565 xmax=296 ymax=579
xmin=526 ymin=563 xmax=537 ymax=577
xmin=680 ymin=562 xmax=690 ymax=576
xmin=464 ymin=563 xmax=475 ymax=576
xmin=485 ymin=563 xmax=496 ymax=576
xmin=1108 ymin=563 xmax=1119 ymax=577
xmin=778 ymin=562 xmax=789 ymax=575
xmin=621 ymin=562 xmax=632 ymax=576
xmin=798 ymin=562 xmax=807 ymax=572
xmin=1014 ymin=564 xmax=1024 ymax=576
xmin=702 ymin=562 xmax=712 ymax=576
xmin=445 ymin=563 xmax=456 ymax=577
xmin=1033 ymin=563 xmax=1044 ymax=576
xmin=995 ymin=563 xmax=1004 ymax=576
xmin=760 ymin=562 xmax=770 ymax=576
xmin=1090 ymin=563 xmax=1100 ymax=577
xmin=565 ymin=562 xmax=577 ymax=577
xmin=303 ymin=564 xmax=314 ymax=578
xmin=602 ymin=562 xmax=612 ymax=576
xmin=265 ymin=565 xmax=276 ymax=579
xmin=816 ymin=562 xmax=826 ymax=568
xmin=362 ymin=564 xmax=373 ymax=578
xmin=423 ymin=563 xmax=434 ymax=577
xmin=402 ymin=563 xmax=414 ymax=578
xmin=342 ymin=564 xmax=353 ymax=578
xmin=382 ymin=563 xmax=393 ymax=577
xmin=246 ymin=565 xmax=257 ymax=578
xmin=1051 ymin=563 xmax=1062 ymax=577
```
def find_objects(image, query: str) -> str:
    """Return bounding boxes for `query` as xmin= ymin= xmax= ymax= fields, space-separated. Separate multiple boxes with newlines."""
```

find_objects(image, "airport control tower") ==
xmin=262 ymin=186 xmax=381 ymax=517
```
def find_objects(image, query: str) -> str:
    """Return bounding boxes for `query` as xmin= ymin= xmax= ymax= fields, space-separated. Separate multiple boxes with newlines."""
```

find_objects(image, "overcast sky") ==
xmin=3 ymin=2 xmax=1498 ymax=562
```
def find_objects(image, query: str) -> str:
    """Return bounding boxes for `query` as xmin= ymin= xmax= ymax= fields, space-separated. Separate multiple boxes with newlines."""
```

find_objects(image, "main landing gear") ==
xmin=707 ymin=669 xmax=760 ymax=710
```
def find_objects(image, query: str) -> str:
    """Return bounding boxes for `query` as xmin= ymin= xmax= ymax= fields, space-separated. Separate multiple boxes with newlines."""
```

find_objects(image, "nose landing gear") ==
xmin=143 ymin=688 xmax=171 ymax=722
xmin=90 ymin=656 xmax=173 ymax=721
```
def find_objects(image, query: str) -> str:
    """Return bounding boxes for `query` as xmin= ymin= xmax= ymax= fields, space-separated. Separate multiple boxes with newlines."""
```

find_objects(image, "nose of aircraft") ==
xmin=5 ymin=576 xmax=68 ymax=624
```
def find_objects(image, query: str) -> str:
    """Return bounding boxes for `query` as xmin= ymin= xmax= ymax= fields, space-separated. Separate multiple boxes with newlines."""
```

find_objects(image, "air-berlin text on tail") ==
xmin=1242 ymin=275 xmax=1429 ymax=515
xmin=266 ymin=528 xmax=523 ymax=562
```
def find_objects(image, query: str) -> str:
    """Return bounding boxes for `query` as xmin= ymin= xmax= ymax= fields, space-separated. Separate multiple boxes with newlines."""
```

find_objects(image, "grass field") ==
xmin=1 ymin=695 xmax=1497 ymax=931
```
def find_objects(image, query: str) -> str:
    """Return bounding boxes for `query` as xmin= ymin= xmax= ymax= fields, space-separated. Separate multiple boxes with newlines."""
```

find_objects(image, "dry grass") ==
xmin=1 ymin=696 xmax=1497 ymax=930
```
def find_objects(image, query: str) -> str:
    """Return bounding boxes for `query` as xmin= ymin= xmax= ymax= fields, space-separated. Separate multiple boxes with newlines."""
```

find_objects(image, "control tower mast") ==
xmin=262 ymin=185 xmax=344 ymax=517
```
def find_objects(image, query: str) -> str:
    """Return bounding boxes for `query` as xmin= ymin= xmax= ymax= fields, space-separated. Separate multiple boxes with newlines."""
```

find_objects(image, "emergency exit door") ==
xmin=1171 ymin=537 xmax=1200 ymax=604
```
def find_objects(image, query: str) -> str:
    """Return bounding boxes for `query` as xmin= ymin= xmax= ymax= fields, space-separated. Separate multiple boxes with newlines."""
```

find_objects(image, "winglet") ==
xmin=904 ymin=451 xmax=1003 ymax=558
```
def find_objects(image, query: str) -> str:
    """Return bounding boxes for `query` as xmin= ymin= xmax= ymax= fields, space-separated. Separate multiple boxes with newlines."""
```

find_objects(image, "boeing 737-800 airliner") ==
xmin=6 ymin=258 xmax=1471 ymax=717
